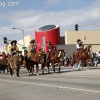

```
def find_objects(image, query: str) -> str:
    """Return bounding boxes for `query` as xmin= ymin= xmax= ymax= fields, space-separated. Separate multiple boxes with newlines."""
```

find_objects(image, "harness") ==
xmin=77 ymin=50 xmax=83 ymax=59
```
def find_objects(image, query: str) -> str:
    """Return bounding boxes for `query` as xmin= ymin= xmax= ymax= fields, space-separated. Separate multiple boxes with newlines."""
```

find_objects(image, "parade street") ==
xmin=0 ymin=66 xmax=100 ymax=100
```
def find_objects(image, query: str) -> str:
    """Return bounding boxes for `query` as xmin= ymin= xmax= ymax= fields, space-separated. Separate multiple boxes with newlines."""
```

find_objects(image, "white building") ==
xmin=17 ymin=34 xmax=33 ymax=55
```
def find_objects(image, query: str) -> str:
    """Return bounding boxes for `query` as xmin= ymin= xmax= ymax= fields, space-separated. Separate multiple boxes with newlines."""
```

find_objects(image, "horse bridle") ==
xmin=86 ymin=46 xmax=92 ymax=53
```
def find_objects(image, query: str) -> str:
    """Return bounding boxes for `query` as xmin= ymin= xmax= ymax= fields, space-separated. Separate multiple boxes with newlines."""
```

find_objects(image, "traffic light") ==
xmin=75 ymin=24 xmax=78 ymax=31
xmin=4 ymin=37 xmax=7 ymax=44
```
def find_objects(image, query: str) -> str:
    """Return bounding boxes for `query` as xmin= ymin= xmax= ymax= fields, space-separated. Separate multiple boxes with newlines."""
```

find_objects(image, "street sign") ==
xmin=22 ymin=47 xmax=27 ymax=49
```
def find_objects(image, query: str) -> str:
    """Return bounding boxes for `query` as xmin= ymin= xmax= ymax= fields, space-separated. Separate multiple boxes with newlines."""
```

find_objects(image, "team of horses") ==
xmin=23 ymin=50 xmax=65 ymax=76
xmin=0 ymin=45 xmax=94 ymax=77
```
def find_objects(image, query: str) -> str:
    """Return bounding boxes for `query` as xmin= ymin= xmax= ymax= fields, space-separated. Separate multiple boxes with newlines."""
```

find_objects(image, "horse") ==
xmin=72 ymin=45 xmax=92 ymax=70
xmin=46 ymin=50 xmax=65 ymax=73
xmin=7 ymin=51 xmax=23 ymax=77
xmin=24 ymin=51 xmax=45 ymax=76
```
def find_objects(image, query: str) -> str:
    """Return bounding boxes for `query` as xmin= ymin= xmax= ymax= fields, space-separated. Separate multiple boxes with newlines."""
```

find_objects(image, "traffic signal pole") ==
xmin=3 ymin=37 xmax=24 ymax=46
xmin=7 ymin=39 xmax=24 ymax=46
xmin=75 ymin=24 xmax=100 ymax=31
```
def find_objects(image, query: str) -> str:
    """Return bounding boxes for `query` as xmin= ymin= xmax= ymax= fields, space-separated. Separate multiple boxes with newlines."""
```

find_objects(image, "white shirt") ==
xmin=98 ymin=53 xmax=100 ymax=57
xmin=76 ymin=39 xmax=85 ymax=49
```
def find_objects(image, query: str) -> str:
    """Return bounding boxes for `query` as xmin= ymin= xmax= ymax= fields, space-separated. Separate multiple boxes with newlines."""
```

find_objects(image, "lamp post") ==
xmin=4 ymin=42 xmax=9 ymax=55
xmin=12 ymin=28 xmax=25 ymax=56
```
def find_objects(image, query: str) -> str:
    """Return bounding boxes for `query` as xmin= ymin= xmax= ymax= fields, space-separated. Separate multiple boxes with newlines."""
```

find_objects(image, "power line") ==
xmin=7 ymin=39 xmax=24 ymax=46
xmin=79 ymin=24 xmax=100 ymax=27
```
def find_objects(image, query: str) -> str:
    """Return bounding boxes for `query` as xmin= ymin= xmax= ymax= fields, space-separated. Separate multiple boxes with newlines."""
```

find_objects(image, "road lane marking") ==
xmin=0 ymin=79 xmax=100 ymax=93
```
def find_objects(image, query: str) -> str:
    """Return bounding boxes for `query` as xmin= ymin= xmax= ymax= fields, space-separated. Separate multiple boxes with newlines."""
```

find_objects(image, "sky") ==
xmin=0 ymin=0 xmax=100 ymax=46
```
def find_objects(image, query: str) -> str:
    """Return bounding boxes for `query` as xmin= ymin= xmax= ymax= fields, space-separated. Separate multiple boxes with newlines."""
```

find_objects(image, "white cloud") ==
xmin=0 ymin=0 xmax=100 ymax=46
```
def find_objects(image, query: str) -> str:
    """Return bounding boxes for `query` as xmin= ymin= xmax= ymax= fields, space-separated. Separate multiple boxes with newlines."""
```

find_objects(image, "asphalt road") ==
xmin=0 ymin=66 xmax=100 ymax=100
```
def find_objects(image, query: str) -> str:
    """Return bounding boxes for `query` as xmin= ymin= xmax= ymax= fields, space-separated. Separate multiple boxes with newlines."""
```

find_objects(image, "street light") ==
xmin=12 ymin=28 xmax=25 ymax=56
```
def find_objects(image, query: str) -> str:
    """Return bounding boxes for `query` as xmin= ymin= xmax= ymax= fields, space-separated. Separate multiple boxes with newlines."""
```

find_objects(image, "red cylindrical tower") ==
xmin=35 ymin=25 xmax=60 ymax=52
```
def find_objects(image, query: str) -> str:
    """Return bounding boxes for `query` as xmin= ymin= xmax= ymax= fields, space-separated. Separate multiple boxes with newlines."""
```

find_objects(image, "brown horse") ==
xmin=7 ymin=51 xmax=22 ymax=77
xmin=47 ymin=50 xmax=65 ymax=73
xmin=72 ymin=45 xmax=92 ymax=70
xmin=24 ymin=52 xmax=45 ymax=76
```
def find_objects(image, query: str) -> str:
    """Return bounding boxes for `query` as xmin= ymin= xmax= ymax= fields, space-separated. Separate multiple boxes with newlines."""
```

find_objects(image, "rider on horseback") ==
xmin=9 ymin=40 xmax=19 ymax=57
xmin=46 ymin=41 xmax=53 ymax=61
xmin=76 ymin=36 xmax=86 ymax=50
xmin=47 ymin=41 xmax=53 ymax=52
xmin=75 ymin=36 xmax=86 ymax=60
xmin=27 ymin=39 xmax=36 ymax=57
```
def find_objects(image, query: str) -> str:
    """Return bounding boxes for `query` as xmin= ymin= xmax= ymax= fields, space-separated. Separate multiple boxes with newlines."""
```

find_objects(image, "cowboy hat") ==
xmin=76 ymin=39 xmax=81 ymax=42
xmin=11 ymin=40 xmax=17 ymax=45
xmin=30 ymin=39 xmax=35 ymax=43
